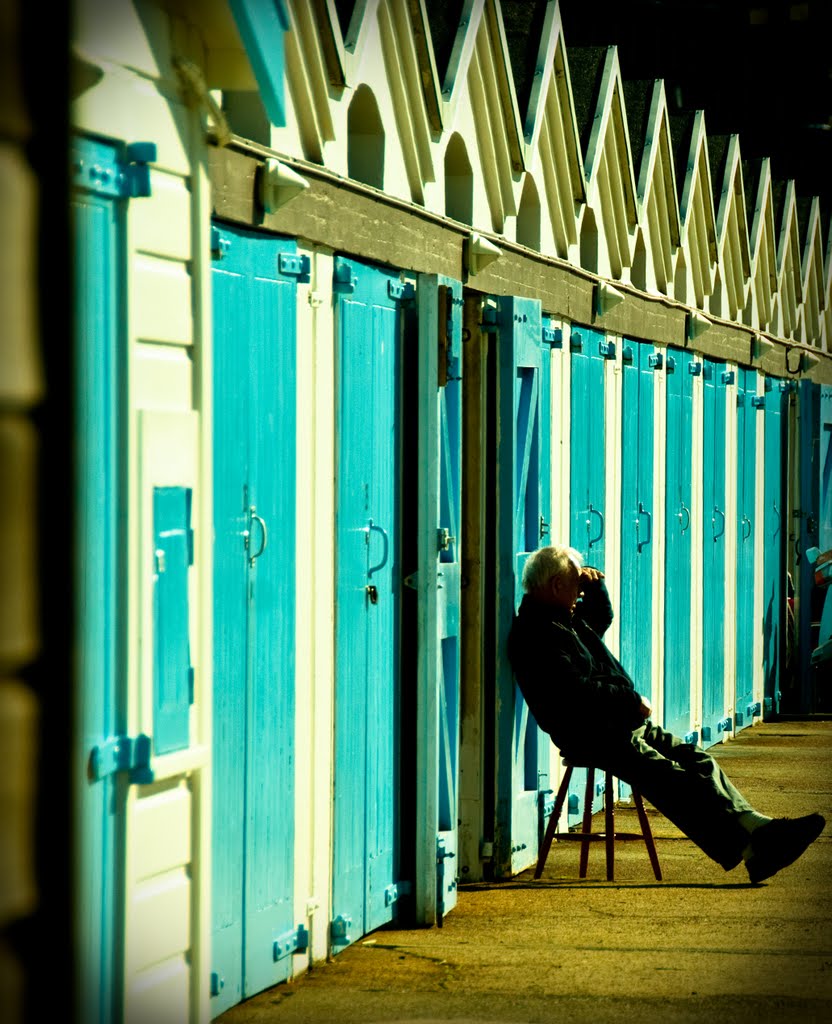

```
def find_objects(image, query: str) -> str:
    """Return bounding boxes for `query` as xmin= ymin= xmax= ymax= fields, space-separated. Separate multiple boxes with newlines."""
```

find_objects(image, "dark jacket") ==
xmin=507 ymin=576 xmax=644 ymax=752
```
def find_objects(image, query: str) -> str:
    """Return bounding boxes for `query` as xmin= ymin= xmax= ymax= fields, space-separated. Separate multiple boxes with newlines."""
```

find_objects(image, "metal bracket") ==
xmin=717 ymin=716 xmax=733 ymax=734
xmin=273 ymin=925 xmax=309 ymax=962
xmin=89 ymin=733 xmax=153 ymax=784
xmin=683 ymin=731 xmax=699 ymax=746
xmin=388 ymin=279 xmax=416 ymax=301
xmin=746 ymin=701 xmax=762 ymax=719
xmin=211 ymin=226 xmax=231 ymax=260
xmin=688 ymin=361 xmax=703 ymax=376
xmin=570 ymin=331 xmax=583 ymax=351
xmin=649 ymin=352 xmax=664 ymax=370
xmin=333 ymin=260 xmax=356 ymax=294
xmin=330 ymin=914 xmax=353 ymax=946
xmin=599 ymin=340 xmax=616 ymax=359
xmin=278 ymin=252 xmax=311 ymax=283
xmin=542 ymin=326 xmax=563 ymax=347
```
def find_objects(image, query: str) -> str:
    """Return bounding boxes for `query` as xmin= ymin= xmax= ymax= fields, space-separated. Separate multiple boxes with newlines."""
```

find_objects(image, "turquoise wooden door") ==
xmin=663 ymin=351 xmax=695 ymax=739
xmin=414 ymin=275 xmax=463 ymax=923
xmin=332 ymin=256 xmax=404 ymax=949
xmin=568 ymin=328 xmax=610 ymax=821
xmin=211 ymin=223 xmax=299 ymax=1014
xmin=763 ymin=378 xmax=788 ymax=719
xmin=619 ymin=340 xmax=656 ymax=706
xmin=495 ymin=296 xmax=551 ymax=875
xmin=702 ymin=361 xmax=729 ymax=746
xmin=72 ymin=136 xmax=124 ymax=1024
xmin=796 ymin=382 xmax=821 ymax=710
xmin=735 ymin=369 xmax=759 ymax=731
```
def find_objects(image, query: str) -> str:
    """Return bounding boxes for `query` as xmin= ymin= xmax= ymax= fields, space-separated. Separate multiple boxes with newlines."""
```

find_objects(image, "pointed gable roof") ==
xmin=670 ymin=109 xmax=717 ymax=309
xmin=569 ymin=44 xmax=638 ymax=279
xmin=775 ymin=179 xmax=803 ymax=340
xmin=709 ymin=134 xmax=751 ymax=321
xmin=800 ymin=195 xmax=825 ymax=345
xmin=626 ymin=78 xmax=680 ymax=294
xmin=440 ymin=0 xmax=524 ymax=230
xmin=744 ymin=156 xmax=778 ymax=331
xmin=519 ymin=0 xmax=584 ymax=258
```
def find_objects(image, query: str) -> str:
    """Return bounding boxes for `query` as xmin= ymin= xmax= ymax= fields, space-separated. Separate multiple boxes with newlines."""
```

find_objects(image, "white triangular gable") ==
xmin=524 ymin=1 xmax=584 ymax=261
xmin=377 ymin=0 xmax=437 ymax=203
xmin=582 ymin=47 xmax=638 ymax=280
xmin=282 ymin=0 xmax=340 ymax=162
xmin=776 ymin=181 xmax=803 ymax=340
xmin=824 ymin=218 xmax=832 ymax=351
xmin=710 ymin=135 xmax=751 ymax=322
xmin=677 ymin=111 xmax=717 ymax=310
xmin=463 ymin=0 xmax=525 ymax=230
xmin=801 ymin=197 xmax=825 ymax=345
xmin=635 ymin=80 xmax=680 ymax=296
xmin=747 ymin=158 xmax=778 ymax=332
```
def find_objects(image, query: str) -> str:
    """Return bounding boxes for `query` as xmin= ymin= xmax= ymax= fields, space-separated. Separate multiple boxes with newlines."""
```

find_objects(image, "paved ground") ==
xmin=219 ymin=720 xmax=832 ymax=1024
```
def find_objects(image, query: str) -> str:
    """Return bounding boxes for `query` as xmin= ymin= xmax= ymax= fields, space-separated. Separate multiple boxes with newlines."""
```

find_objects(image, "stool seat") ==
xmin=535 ymin=764 xmax=662 ymax=881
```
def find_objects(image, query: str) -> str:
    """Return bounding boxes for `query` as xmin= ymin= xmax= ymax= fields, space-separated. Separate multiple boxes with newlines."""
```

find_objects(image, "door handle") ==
xmin=712 ymin=506 xmax=725 ymax=541
xmin=248 ymin=506 xmax=267 ymax=566
xmin=741 ymin=514 xmax=752 ymax=541
xmin=637 ymin=501 xmax=652 ymax=550
xmin=367 ymin=520 xmax=389 ymax=577
xmin=587 ymin=504 xmax=604 ymax=548
xmin=677 ymin=502 xmax=690 ymax=533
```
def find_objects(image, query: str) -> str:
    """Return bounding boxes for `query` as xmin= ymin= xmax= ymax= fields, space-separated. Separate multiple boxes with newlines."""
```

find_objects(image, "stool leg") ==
xmin=579 ymin=768 xmax=595 ymax=878
xmin=604 ymin=772 xmax=615 ymax=881
xmin=632 ymin=788 xmax=663 ymax=881
xmin=534 ymin=766 xmax=573 ymax=879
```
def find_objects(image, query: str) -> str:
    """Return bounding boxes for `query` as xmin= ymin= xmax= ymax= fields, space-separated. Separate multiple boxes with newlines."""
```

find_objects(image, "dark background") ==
xmin=557 ymin=0 xmax=832 ymax=222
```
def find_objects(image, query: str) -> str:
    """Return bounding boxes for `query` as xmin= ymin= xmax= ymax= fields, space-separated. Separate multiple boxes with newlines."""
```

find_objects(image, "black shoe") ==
xmin=745 ymin=813 xmax=825 ymax=884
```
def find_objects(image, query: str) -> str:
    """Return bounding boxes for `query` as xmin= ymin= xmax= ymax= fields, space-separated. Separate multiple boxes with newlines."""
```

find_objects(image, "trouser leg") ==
xmin=596 ymin=724 xmax=754 ymax=870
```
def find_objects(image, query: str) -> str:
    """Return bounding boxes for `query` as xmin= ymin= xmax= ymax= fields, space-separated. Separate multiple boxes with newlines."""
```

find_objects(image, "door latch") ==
xmin=366 ymin=584 xmax=378 ymax=604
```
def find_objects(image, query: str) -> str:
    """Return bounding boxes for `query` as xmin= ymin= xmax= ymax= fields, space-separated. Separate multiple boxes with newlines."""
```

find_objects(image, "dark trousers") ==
xmin=565 ymin=723 xmax=754 ymax=870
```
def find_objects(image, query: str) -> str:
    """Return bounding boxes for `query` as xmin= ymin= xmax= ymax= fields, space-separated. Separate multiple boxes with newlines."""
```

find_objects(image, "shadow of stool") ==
xmin=535 ymin=764 xmax=663 ymax=881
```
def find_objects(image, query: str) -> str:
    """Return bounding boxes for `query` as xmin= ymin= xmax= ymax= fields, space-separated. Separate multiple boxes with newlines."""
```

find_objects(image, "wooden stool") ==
xmin=535 ymin=765 xmax=662 ymax=881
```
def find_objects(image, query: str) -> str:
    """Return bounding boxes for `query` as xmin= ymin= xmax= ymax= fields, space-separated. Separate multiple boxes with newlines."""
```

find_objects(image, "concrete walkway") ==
xmin=220 ymin=721 xmax=832 ymax=1024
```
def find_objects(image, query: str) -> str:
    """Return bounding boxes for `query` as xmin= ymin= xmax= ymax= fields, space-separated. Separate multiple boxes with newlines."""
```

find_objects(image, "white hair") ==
xmin=521 ymin=544 xmax=583 ymax=593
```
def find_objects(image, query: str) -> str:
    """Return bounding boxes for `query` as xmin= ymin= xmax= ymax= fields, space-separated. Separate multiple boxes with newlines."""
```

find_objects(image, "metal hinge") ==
xmin=746 ymin=701 xmax=762 ymax=719
xmin=688 ymin=361 xmax=702 ymax=376
xmin=683 ymin=731 xmax=699 ymax=746
xmin=210 ymin=972 xmax=224 ymax=997
xmin=438 ymin=527 xmax=455 ymax=552
xmin=71 ymin=138 xmax=157 ymax=199
xmin=599 ymin=339 xmax=616 ymax=359
xmin=388 ymin=279 xmax=416 ymax=301
xmin=273 ymin=924 xmax=309 ymax=962
xmin=751 ymin=395 xmax=766 ymax=409
xmin=89 ymin=733 xmax=153 ymax=784
xmin=717 ymin=716 xmax=733 ymax=734
xmin=570 ymin=331 xmax=583 ymax=351
xmin=278 ymin=252 xmax=311 ymax=282
xmin=333 ymin=260 xmax=356 ymax=294
xmin=721 ymin=370 xmax=735 ymax=385
xmin=649 ymin=352 xmax=664 ymax=370
xmin=330 ymin=914 xmax=353 ymax=946
xmin=211 ymin=226 xmax=231 ymax=260
xmin=542 ymin=326 xmax=563 ymax=348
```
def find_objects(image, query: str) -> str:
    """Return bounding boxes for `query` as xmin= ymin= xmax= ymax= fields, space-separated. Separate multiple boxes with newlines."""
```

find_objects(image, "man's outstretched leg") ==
xmin=599 ymin=724 xmax=825 ymax=882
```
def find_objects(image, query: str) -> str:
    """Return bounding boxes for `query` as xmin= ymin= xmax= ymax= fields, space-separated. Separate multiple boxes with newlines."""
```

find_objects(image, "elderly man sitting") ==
xmin=507 ymin=544 xmax=825 ymax=883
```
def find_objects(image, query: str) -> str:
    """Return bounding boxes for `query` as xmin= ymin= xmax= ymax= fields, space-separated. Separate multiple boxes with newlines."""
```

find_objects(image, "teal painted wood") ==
xmin=152 ymin=487 xmax=193 ymax=755
xmin=821 ymin=387 xmax=832 ymax=552
xmin=702 ymin=361 xmax=727 ymax=747
xmin=619 ymin=341 xmax=655 ymax=704
xmin=495 ymin=296 xmax=550 ymax=875
xmin=663 ymin=351 xmax=694 ymax=737
xmin=228 ymin=0 xmax=289 ymax=125
xmin=568 ymin=328 xmax=607 ymax=822
xmin=333 ymin=256 xmax=402 ymax=948
xmin=570 ymin=328 xmax=607 ymax=568
xmin=72 ymin=140 xmax=123 ymax=1024
xmin=415 ymin=274 xmax=463 ymax=923
xmin=211 ymin=223 xmax=297 ymax=1012
xmin=763 ymin=380 xmax=787 ymax=719
xmin=734 ymin=369 xmax=758 ymax=731
xmin=797 ymin=381 xmax=821 ymax=710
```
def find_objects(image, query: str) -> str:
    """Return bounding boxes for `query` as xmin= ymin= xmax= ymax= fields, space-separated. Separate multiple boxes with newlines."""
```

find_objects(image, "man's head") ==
xmin=521 ymin=544 xmax=584 ymax=612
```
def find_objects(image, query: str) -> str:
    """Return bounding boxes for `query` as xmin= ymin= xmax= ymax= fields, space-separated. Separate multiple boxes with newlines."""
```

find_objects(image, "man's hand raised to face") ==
xmin=579 ymin=567 xmax=605 ymax=584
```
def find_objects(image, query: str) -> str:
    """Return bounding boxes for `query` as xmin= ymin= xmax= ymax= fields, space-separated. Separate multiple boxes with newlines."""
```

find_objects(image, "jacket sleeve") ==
xmin=574 ymin=574 xmax=614 ymax=637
